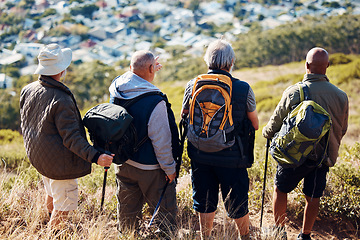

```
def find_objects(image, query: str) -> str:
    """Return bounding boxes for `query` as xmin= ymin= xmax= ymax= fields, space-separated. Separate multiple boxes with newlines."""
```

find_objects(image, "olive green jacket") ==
xmin=262 ymin=74 xmax=348 ymax=167
xmin=20 ymin=76 xmax=99 ymax=180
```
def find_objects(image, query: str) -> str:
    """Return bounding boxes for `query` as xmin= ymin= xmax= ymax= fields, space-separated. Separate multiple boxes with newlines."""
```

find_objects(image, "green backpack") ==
xmin=270 ymin=82 xmax=332 ymax=168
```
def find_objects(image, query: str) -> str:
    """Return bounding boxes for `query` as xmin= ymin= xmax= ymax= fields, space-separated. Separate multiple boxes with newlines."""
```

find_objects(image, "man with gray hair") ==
xmin=181 ymin=39 xmax=259 ymax=240
xmin=109 ymin=50 xmax=178 ymax=238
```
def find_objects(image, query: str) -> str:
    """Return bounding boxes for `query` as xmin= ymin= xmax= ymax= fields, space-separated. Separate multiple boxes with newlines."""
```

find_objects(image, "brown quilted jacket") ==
xmin=20 ymin=76 xmax=98 ymax=180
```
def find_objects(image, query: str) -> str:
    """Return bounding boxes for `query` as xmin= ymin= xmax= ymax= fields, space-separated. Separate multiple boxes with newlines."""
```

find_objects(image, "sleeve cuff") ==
xmin=91 ymin=152 xmax=101 ymax=164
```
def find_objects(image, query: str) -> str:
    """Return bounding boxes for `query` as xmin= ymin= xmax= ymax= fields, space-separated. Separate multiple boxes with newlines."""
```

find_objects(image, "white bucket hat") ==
xmin=34 ymin=43 xmax=72 ymax=75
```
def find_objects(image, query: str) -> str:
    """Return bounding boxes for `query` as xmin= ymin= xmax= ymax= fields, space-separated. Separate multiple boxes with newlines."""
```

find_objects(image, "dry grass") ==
xmin=0 ymin=168 xmax=120 ymax=240
xmin=0 ymin=167 xmax=279 ymax=240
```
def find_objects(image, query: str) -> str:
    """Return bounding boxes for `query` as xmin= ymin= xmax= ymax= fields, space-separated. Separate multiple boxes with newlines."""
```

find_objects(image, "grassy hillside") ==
xmin=0 ymin=56 xmax=359 ymax=239
xmin=232 ymin=14 xmax=360 ymax=68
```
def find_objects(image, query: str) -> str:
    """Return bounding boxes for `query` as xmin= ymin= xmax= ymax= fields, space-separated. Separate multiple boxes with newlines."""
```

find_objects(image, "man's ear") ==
xmin=305 ymin=62 xmax=310 ymax=69
xmin=149 ymin=64 xmax=154 ymax=73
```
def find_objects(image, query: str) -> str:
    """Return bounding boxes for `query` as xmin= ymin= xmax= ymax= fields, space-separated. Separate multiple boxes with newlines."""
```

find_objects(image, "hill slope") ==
xmin=0 ymin=57 xmax=359 ymax=239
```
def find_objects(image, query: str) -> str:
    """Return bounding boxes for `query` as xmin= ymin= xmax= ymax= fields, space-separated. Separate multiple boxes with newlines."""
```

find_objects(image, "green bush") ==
xmin=180 ymin=142 xmax=190 ymax=177
xmin=328 ymin=59 xmax=360 ymax=85
xmin=0 ymin=129 xmax=28 ymax=170
xmin=233 ymin=14 xmax=360 ymax=68
xmin=0 ymin=91 xmax=20 ymax=130
xmin=320 ymin=142 xmax=360 ymax=221
xmin=329 ymin=53 xmax=353 ymax=65
xmin=0 ymin=129 xmax=23 ymax=144
xmin=70 ymin=4 xmax=99 ymax=19
xmin=256 ymin=96 xmax=281 ymax=112
xmin=1 ymin=166 xmax=41 ymax=193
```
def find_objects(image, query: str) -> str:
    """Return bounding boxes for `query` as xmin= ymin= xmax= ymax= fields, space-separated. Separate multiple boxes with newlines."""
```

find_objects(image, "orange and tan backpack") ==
xmin=187 ymin=74 xmax=235 ymax=152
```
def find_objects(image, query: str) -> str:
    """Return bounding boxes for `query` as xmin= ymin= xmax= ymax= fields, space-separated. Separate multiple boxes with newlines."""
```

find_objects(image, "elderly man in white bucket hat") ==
xmin=20 ymin=43 xmax=114 ymax=232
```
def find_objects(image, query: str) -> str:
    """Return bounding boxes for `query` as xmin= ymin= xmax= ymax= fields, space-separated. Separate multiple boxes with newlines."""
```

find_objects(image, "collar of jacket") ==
xmin=208 ymin=69 xmax=233 ymax=79
xmin=39 ymin=75 xmax=72 ymax=96
xmin=303 ymin=73 xmax=329 ymax=83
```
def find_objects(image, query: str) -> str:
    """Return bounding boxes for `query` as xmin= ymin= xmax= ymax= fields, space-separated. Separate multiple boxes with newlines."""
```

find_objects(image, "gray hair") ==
xmin=130 ymin=50 xmax=155 ymax=71
xmin=204 ymin=39 xmax=235 ymax=71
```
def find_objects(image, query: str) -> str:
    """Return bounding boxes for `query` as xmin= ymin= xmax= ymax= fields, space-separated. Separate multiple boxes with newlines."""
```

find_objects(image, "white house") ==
xmin=24 ymin=18 xmax=36 ymax=30
xmin=0 ymin=49 xmax=24 ymax=65
xmin=136 ymin=1 xmax=169 ymax=15
xmin=98 ymin=39 xmax=122 ymax=57
xmin=200 ymin=10 xmax=234 ymax=27
xmin=0 ymin=73 xmax=13 ymax=89
xmin=200 ymin=1 xmax=223 ymax=15
xmin=134 ymin=41 xmax=152 ymax=51
xmin=14 ymin=43 xmax=44 ymax=58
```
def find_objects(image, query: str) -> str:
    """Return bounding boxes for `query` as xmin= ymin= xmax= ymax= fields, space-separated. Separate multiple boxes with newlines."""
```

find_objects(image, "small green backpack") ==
xmin=270 ymin=82 xmax=332 ymax=168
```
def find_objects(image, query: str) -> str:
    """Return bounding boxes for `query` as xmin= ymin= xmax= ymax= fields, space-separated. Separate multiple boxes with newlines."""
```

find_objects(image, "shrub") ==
xmin=0 ymin=129 xmax=28 ymax=170
xmin=0 ymin=92 xmax=20 ymax=130
xmin=329 ymin=53 xmax=353 ymax=65
xmin=256 ymin=96 xmax=282 ymax=112
xmin=0 ymin=129 xmax=23 ymax=144
xmin=328 ymin=58 xmax=360 ymax=85
xmin=320 ymin=142 xmax=360 ymax=221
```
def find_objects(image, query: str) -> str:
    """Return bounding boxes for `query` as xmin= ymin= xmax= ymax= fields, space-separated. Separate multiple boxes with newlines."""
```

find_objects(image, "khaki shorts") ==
xmin=43 ymin=176 xmax=78 ymax=211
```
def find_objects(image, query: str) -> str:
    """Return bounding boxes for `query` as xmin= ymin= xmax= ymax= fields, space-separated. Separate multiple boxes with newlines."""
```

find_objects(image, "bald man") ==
xmin=262 ymin=47 xmax=348 ymax=240
xmin=109 ymin=51 xmax=177 ymax=238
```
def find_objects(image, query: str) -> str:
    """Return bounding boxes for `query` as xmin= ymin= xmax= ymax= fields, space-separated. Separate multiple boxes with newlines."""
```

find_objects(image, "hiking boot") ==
xmin=297 ymin=232 xmax=312 ymax=240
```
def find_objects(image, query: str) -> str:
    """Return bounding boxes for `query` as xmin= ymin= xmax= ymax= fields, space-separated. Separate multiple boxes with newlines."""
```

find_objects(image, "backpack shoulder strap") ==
xmin=119 ymin=91 xmax=163 ymax=108
xmin=298 ymin=82 xmax=331 ymax=167
xmin=298 ymin=82 xmax=310 ymax=101
xmin=112 ymin=91 xmax=165 ymax=154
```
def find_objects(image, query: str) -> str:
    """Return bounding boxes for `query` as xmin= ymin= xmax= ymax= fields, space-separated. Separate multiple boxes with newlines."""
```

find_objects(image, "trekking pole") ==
xmin=176 ymin=117 xmax=188 ymax=182
xmin=147 ymin=179 xmax=169 ymax=228
xmin=260 ymin=138 xmax=270 ymax=229
xmin=100 ymin=166 xmax=110 ymax=212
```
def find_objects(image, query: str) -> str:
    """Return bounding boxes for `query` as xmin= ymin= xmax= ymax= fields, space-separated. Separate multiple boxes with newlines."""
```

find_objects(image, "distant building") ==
xmin=80 ymin=39 xmax=97 ymax=48
xmin=0 ymin=24 xmax=10 ymax=35
xmin=0 ymin=49 xmax=24 ymax=65
xmin=98 ymin=39 xmax=122 ymax=57
xmin=22 ymin=30 xmax=38 ymax=42
xmin=88 ymin=27 xmax=110 ymax=41
xmin=96 ymin=0 xmax=107 ymax=9
xmin=38 ymin=0 xmax=50 ymax=10
xmin=0 ymin=73 xmax=13 ymax=89
xmin=14 ymin=43 xmax=44 ymax=58
xmin=72 ymin=48 xmax=97 ymax=64
xmin=24 ymin=18 xmax=36 ymax=30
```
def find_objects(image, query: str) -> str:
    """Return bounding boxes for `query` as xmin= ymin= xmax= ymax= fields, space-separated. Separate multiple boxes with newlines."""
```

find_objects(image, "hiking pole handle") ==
xmin=260 ymin=138 xmax=271 ymax=229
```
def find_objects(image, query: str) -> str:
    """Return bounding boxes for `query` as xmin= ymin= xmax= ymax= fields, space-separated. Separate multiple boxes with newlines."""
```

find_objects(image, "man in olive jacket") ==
xmin=20 ymin=44 xmax=113 ymax=231
xmin=262 ymin=47 xmax=348 ymax=240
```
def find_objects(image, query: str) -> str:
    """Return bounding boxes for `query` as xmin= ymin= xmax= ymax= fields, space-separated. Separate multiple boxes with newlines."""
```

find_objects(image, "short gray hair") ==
xmin=130 ymin=50 xmax=155 ymax=71
xmin=204 ymin=39 xmax=235 ymax=71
